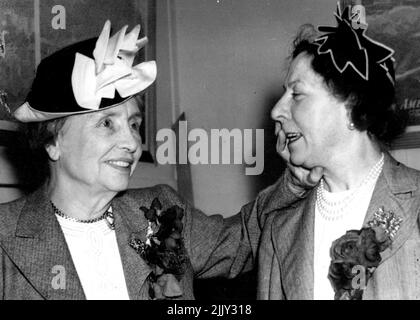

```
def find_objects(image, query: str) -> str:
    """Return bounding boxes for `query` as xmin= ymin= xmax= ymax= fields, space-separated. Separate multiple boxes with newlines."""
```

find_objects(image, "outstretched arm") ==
xmin=155 ymin=124 xmax=323 ymax=280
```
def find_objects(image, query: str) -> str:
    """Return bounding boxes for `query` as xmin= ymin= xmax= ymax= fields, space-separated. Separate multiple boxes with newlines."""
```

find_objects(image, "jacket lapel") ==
xmin=270 ymin=189 xmax=316 ymax=300
xmin=363 ymin=153 xmax=419 ymax=266
xmin=112 ymin=193 xmax=152 ymax=300
xmin=0 ymin=186 xmax=85 ymax=300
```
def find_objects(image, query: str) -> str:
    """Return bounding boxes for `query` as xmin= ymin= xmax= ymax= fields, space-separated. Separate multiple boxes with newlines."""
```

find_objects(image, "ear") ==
xmin=343 ymin=99 xmax=355 ymax=127
xmin=45 ymin=141 xmax=60 ymax=161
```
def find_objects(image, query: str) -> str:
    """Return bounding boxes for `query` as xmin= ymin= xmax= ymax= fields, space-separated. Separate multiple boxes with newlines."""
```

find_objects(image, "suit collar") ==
xmin=381 ymin=152 xmax=417 ymax=195
xmin=112 ymin=193 xmax=153 ymax=300
xmin=261 ymin=174 xmax=305 ymax=216
xmin=15 ymin=184 xmax=53 ymax=238
xmin=363 ymin=152 xmax=419 ymax=265
xmin=1 ymin=185 xmax=85 ymax=300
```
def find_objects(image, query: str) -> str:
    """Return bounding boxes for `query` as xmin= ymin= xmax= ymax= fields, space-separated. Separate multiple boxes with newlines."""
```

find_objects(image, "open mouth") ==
xmin=286 ymin=132 xmax=302 ymax=145
xmin=108 ymin=161 xmax=131 ymax=168
xmin=106 ymin=159 xmax=134 ymax=171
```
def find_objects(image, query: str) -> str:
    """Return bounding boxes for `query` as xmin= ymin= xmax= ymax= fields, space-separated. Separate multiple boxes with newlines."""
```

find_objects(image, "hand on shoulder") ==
xmin=276 ymin=124 xmax=324 ymax=197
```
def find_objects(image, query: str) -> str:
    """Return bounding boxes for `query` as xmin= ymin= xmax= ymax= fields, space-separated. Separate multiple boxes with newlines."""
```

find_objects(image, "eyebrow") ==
xmin=129 ymin=112 xmax=142 ymax=121
xmin=89 ymin=110 xmax=142 ymax=120
xmin=87 ymin=110 xmax=117 ymax=119
xmin=286 ymin=79 xmax=302 ymax=87
xmin=283 ymin=79 xmax=304 ymax=91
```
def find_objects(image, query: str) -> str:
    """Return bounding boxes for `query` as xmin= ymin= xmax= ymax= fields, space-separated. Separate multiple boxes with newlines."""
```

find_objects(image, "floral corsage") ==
xmin=328 ymin=207 xmax=403 ymax=300
xmin=129 ymin=198 xmax=187 ymax=300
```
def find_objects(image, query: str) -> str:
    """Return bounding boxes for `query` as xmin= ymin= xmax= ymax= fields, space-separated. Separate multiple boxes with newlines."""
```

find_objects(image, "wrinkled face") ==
xmin=49 ymin=98 xmax=142 ymax=194
xmin=271 ymin=53 xmax=350 ymax=168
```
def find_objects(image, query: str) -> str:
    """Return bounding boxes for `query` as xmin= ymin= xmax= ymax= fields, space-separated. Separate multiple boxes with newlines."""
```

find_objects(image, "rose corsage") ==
xmin=328 ymin=207 xmax=403 ymax=300
xmin=129 ymin=198 xmax=187 ymax=300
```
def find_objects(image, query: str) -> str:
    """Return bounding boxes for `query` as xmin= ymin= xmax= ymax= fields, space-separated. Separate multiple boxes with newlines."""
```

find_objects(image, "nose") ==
xmin=271 ymin=92 xmax=290 ymax=122
xmin=118 ymin=124 xmax=141 ymax=154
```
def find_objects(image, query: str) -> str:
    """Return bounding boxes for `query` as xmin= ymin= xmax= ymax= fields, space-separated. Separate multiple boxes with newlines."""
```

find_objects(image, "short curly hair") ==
xmin=23 ymin=117 xmax=68 ymax=185
xmin=290 ymin=25 xmax=407 ymax=145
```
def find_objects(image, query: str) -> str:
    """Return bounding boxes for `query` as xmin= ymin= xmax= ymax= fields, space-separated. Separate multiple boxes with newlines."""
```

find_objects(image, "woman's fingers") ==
xmin=276 ymin=129 xmax=290 ymax=162
xmin=287 ymin=163 xmax=323 ymax=190
xmin=287 ymin=163 xmax=304 ymax=182
xmin=275 ymin=125 xmax=323 ymax=190
xmin=307 ymin=166 xmax=324 ymax=186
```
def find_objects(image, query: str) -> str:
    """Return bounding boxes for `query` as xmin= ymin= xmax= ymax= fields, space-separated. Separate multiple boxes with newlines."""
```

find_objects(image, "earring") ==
xmin=348 ymin=122 xmax=355 ymax=130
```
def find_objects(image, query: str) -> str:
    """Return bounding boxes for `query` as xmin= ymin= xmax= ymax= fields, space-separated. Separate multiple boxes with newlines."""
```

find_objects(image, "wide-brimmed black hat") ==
xmin=14 ymin=20 xmax=156 ymax=122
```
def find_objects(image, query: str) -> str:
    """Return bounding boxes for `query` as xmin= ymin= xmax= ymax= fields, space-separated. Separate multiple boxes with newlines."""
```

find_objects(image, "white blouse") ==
xmin=313 ymin=155 xmax=384 ymax=300
xmin=56 ymin=216 xmax=130 ymax=300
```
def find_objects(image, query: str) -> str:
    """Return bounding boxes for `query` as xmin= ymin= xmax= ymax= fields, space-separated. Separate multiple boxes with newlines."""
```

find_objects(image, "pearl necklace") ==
xmin=51 ymin=201 xmax=115 ymax=230
xmin=316 ymin=153 xmax=384 ymax=221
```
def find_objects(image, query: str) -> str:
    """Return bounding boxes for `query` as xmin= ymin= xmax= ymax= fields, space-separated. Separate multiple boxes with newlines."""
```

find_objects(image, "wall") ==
xmin=129 ymin=0 xmax=177 ymax=189
xmin=0 ymin=145 xmax=24 ymax=202
xmin=0 ymin=121 xmax=24 ymax=202
xmin=391 ymin=149 xmax=420 ymax=171
xmin=170 ymin=0 xmax=339 ymax=216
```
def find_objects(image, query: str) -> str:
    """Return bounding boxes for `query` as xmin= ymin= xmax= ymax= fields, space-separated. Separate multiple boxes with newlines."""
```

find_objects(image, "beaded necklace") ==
xmin=51 ymin=201 xmax=115 ymax=230
xmin=316 ymin=153 xmax=384 ymax=221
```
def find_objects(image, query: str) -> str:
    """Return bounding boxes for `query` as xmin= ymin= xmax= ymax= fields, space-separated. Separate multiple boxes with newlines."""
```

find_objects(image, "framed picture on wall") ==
xmin=0 ymin=0 xmax=35 ymax=123
xmin=0 ymin=0 xmax=157 ymax=161
xmin=340 ymin=0 xmax=420 ymax=149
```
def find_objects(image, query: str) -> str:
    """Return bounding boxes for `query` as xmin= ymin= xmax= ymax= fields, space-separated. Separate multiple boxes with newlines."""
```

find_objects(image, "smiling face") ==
xmin=271 ymin=52 xmax=351 ymax=168
xmin=47 ymin=98 xmax=143 ymax=195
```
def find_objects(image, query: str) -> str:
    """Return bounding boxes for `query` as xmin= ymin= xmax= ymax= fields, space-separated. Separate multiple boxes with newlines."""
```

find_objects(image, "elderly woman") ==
xmin=0 ymin=21 xmax=318 ymax=300
xmin=258 ymin=5 xmax=419 ymax=300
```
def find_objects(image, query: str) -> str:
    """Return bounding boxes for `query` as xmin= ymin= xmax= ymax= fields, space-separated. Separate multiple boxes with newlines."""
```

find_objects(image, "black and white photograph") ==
xmin=0 ymin=0 xmax=420 ymax=304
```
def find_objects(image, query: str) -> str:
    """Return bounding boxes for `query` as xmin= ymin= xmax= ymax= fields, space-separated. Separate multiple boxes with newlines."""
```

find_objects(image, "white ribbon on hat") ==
xmin=71 ymin=20 xmax=157 ymax=110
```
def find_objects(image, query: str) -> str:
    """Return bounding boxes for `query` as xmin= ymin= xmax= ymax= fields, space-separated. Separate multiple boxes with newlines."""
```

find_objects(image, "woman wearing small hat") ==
xmin=260 ymin=4 xmax=420 ymax=300
xmin=0 ymin=20 xmax=319 ymax=300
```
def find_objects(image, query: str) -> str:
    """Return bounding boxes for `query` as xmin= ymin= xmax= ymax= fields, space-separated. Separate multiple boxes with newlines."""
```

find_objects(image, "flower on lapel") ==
xmin=328 ymin=228 xmax=385 ymax=300
xmin=129 ymin=198 xmax=187 ymax=300
xmin=71 ymin=20 xmax=157 ymax=110
xmin=328 ymin=207 xmax=403 ymax=300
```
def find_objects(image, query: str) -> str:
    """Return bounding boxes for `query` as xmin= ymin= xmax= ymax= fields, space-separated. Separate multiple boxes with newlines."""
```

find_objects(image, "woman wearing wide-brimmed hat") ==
xmin=0 ymin=20 xmax=320 ymax=300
